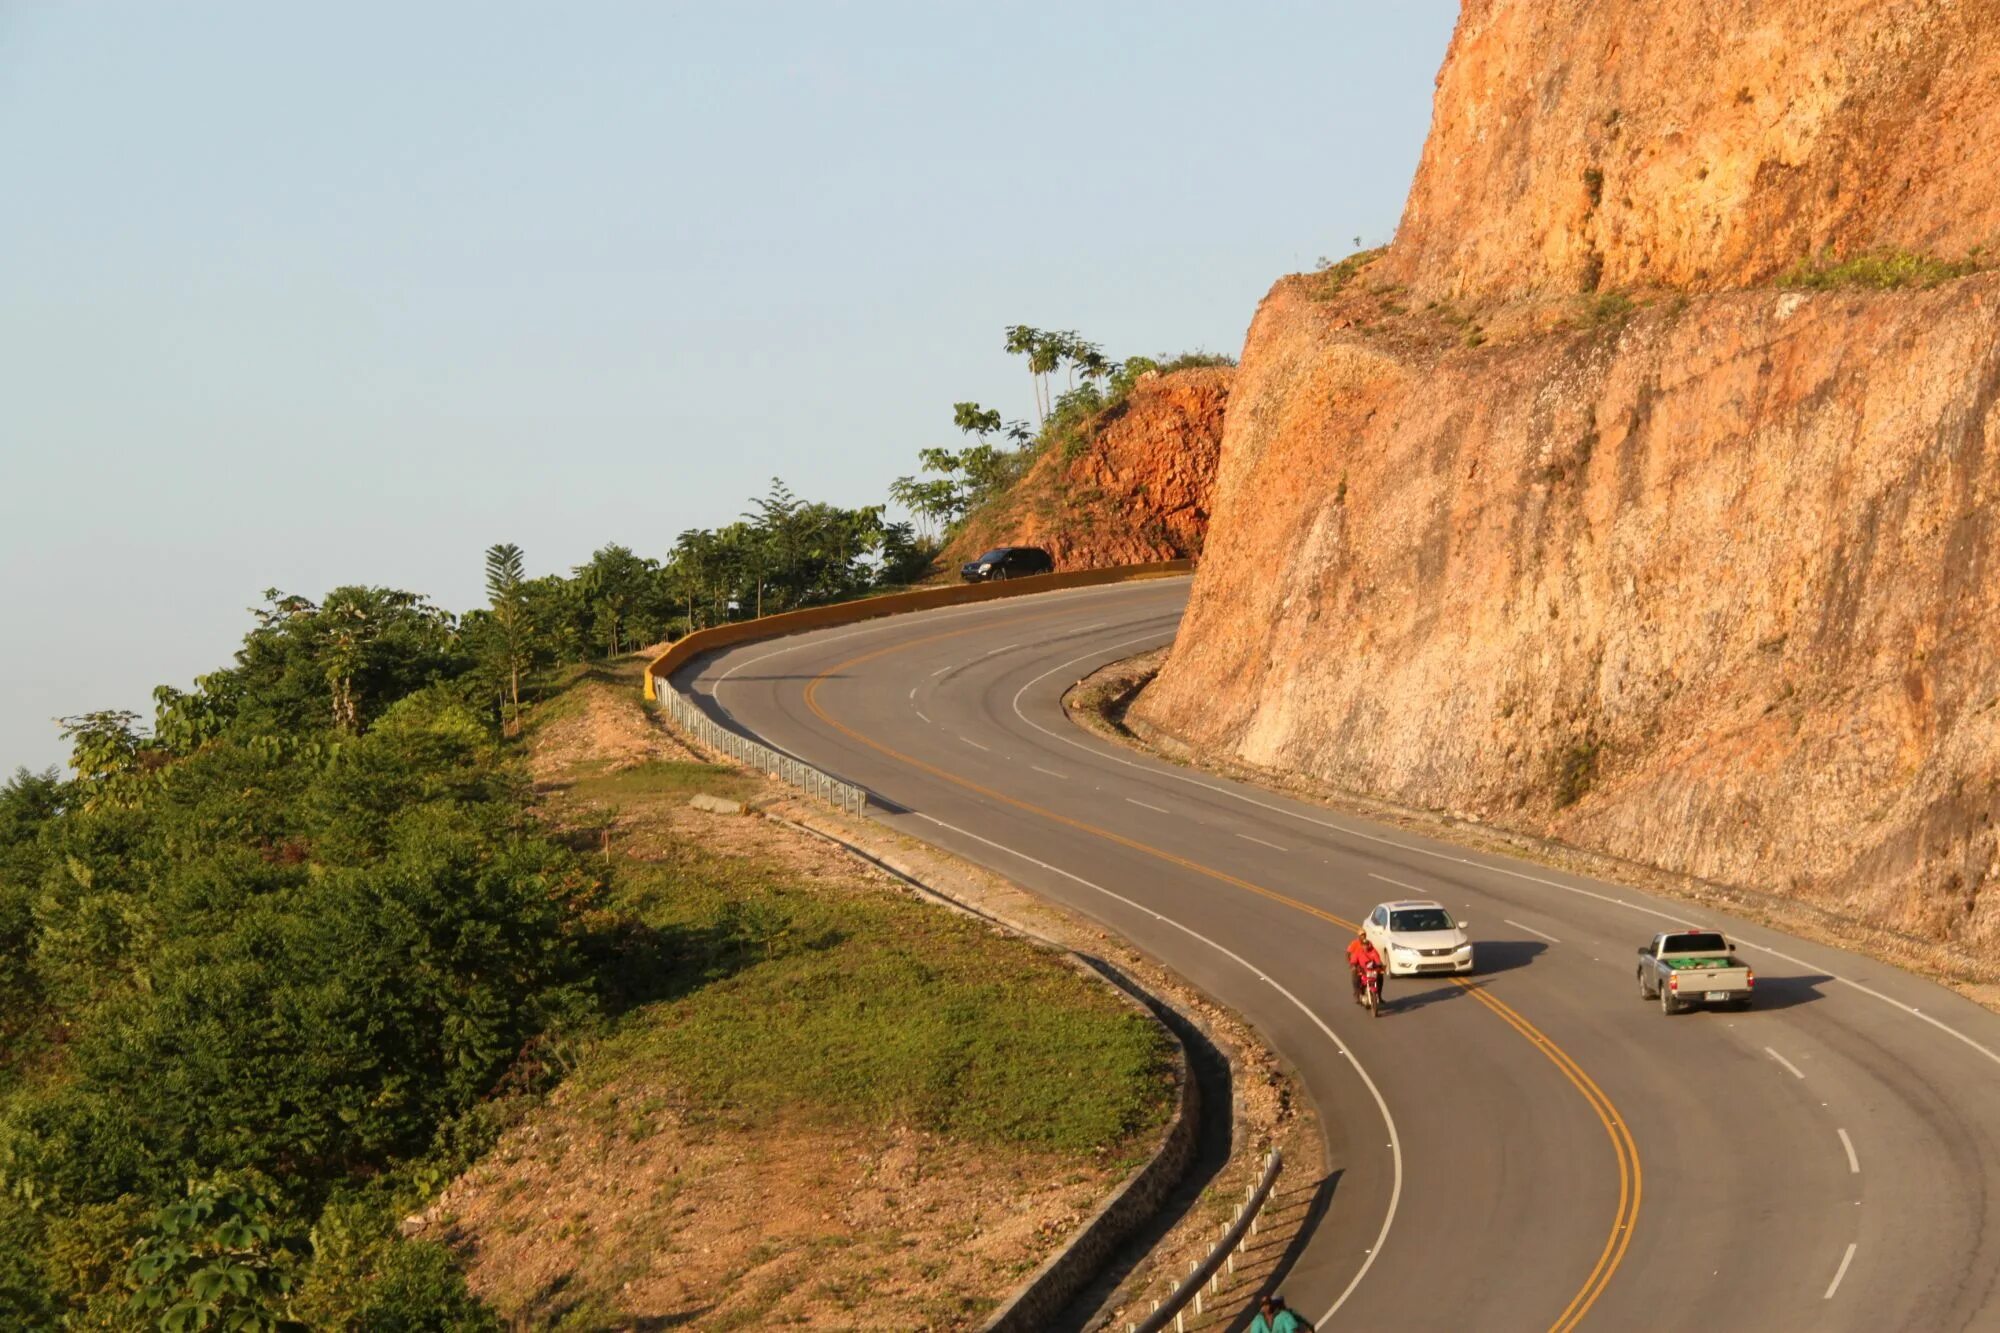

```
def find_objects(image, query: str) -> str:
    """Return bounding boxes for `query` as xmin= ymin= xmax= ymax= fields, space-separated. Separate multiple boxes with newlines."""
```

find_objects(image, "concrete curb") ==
xmin=763 ymin=814 xmax=1203 ymax=1333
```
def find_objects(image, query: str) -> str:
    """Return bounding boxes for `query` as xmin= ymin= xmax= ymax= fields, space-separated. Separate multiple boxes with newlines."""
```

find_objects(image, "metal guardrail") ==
xmin=653 ymin=682 xmax=869 ymax=817
xmin=1131 ymin=1148 xmax=1284 ymax=1333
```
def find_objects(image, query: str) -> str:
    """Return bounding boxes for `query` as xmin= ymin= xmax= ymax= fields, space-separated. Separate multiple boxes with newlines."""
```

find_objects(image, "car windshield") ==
xmin=1664 ymin=932 xmax=1729 ymax=953
xmin=1390 ymin=909 xmax=1453 ymax=933
xmin=975 ymin=549 xmax=1012 ymax=563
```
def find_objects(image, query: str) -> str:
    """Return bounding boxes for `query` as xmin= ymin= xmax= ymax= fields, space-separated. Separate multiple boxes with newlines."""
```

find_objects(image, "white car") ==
xmin=1363 ymin=899 xmax=1475 ymax=977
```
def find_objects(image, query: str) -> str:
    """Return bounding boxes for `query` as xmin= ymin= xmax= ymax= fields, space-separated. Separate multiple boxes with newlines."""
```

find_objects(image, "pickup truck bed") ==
xmin=1637 ymin=932 xmax=1755 ymax=1014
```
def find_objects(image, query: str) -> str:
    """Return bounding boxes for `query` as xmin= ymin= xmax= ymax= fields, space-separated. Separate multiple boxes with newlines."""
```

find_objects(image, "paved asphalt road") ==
xmin=677 ymin=578 xmax=2000 ymax=1331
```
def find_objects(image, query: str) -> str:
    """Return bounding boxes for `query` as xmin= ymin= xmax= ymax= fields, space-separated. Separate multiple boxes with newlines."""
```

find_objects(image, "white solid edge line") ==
xmin=1238 ymin=833 xmax=1288 ymax=851
xmin=1825 ymin=1241 xmax=1858 ymax=1299
xmin=1838 ymin=1127 xmax=1859 ymax=1174
xmin=1003 ymin=631 xmax=2000 ymax=1072
xmin=910 ymin=811 xmax=1402 ymax=1326
xmin=1504 ymin=919 xmax=1563 ymax=945
xmin=1765 ymin=1047 xmax=1807 ymax=1080
xmin=1126 ymin=798 xmax=1170 ymax=814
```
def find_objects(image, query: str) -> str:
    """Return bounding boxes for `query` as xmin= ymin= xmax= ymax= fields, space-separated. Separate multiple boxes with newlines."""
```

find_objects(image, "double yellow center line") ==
xmin=795 ymin=619 xmax=1638 ymax=1329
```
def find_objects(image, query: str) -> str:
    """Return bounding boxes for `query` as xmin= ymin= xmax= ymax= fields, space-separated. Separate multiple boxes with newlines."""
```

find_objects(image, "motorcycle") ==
xmin=1357 ymin=961 xmax=1385 ymax=1018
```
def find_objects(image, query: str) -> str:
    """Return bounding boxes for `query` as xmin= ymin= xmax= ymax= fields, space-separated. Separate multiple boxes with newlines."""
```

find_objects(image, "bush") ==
xmin=295 ymin=1199 xmax=500 ymax=1331
xmin=1778 ymin=249 xmax=1981 ymax=291
xmin=1554 ymin=737 xmax=1603 ymax=808
xmin=1312 ymin=246 xmax=1388 ymax=298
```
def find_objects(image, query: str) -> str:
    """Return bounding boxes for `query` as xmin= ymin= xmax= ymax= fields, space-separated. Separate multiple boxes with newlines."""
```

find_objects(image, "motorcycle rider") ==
xmin=1346 ymin=930 xmax=1385 ymax=1006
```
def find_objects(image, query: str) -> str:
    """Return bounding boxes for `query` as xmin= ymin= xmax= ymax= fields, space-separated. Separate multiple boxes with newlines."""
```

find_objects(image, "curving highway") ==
xmin=677 ymin=578 xmax=2000 ymax=1331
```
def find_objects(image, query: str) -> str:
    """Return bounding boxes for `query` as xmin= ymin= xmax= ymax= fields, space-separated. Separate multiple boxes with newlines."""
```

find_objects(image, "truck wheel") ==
xmin=1660 ymin=985 xmax=1680 ymax=1016
xmin=1637 ymin=968 xmax=1652 ymax=1000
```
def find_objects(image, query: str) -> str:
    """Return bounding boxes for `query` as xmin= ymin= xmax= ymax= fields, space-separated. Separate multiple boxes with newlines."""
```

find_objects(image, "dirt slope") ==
xmin=1136 ymin=3 xmax=2000 ymax=953
xmin=940 ymin=366 xmax=1230 ymax=571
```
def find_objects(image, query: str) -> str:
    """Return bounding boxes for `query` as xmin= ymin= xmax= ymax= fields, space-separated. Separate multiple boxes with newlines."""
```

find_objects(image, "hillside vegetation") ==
xmin=0 ymin=577 xmax=1172 ymax=1325
xmin=418 ymin=667 xmax=1173 ymax=1326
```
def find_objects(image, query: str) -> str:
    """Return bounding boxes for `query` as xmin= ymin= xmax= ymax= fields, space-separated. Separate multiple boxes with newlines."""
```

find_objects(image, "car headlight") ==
xmin=978 ymin=562 xmax=992 ymax=571
xmin=1391 ymin=944 xmax=1415 ymax=955
xmin=1455 ymin=943 xmax=1472 ymax=953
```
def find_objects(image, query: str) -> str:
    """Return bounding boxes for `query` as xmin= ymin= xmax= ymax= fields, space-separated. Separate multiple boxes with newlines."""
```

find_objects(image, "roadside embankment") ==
xmin=416 ymin=662 xmax=1181 ymax=1328
xmin=643 ymin=648 xmax=1328 ymax=1331
xmin=939 ymin=366 xmax=1231 ymax=573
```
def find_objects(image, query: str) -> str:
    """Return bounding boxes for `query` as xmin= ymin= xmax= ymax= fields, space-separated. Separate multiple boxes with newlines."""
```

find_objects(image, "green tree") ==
xmin=125 ymin=1179 xmax=306 ymax=1332
xmin=481 ymin=543 xmax=532 ymax=731
xmin=573 ymin=545 xmax=658 ymax=656
xmin=57 ymin=710 xmax=146 ymax=783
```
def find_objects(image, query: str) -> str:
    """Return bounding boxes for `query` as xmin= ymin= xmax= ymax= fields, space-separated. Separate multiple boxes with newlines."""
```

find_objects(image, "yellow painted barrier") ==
xmin=643 ymin=560 xmax=1192 ymax=699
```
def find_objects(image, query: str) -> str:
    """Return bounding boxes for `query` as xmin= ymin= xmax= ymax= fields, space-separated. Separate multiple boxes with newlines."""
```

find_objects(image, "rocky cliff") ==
xmin=1135 ymin=2 xmax=2000 ymax=951
xmin=1385 ymin=0 xmax=2000 ymax=301
xmin=940 ymin=366 xmax=1230 ymax=571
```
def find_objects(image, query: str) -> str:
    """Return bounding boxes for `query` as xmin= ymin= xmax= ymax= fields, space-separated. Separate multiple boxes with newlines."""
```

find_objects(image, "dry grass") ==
xmin=419 ymin=658 xmax=1179 ymax=1330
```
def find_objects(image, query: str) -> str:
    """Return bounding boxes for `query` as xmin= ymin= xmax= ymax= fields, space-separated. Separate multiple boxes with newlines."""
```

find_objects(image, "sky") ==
xmin=0 ymin=1 xmax=1457 ymax=773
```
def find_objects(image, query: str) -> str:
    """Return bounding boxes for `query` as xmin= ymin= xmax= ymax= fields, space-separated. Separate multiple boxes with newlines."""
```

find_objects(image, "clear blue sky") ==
xmin=0 ymin=2 xmax=1456 ymax=773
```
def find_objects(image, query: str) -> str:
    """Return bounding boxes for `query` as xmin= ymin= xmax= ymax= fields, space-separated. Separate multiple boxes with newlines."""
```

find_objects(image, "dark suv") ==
xmin=960 ymin=546 xmax=1054 ymax=582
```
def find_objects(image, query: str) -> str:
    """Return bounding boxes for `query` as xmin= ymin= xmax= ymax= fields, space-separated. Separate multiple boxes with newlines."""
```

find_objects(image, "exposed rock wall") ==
xmin=1385 ymin=0 xmax=2000 ymax=300
xmin=1133 ymin=0 xmax=2000 ymax=950
xmin=940 ymin=367 xmax=1230 ymax=571
xmin=1136 ymin=263 xmax=2000 ymax=943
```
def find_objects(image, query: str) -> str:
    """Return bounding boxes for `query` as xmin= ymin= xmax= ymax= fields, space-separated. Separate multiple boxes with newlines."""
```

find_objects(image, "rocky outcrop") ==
xmin=1386 ymin=0 xmax=2000 ymax=301
xmin=940 ymin=367 xmax=1230 ymax=571
xmin=1135 ymin=2 xmax=2000 ymax=951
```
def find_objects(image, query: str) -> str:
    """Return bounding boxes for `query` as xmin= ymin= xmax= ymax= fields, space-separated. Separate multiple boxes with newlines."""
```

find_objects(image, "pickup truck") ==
xmin=1636 ymin=931 xmax=1755 ymax=1014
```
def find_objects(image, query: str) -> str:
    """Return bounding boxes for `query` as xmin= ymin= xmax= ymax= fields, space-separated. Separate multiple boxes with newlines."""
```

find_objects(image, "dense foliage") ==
xmin=0 ymin=320 xmax=1215 ymax=1325
xmin=0 ymin=594 xmax=572 ymax=1327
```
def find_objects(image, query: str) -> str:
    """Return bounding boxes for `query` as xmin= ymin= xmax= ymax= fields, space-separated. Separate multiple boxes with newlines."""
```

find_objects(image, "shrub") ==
xmin=1778 ymin=249 xmax=1981 ymax=291
xmin=1312 ymin=246 xmax=1388 ymax=298
xmin=1554 ymin=737 xmax=1603 ymax=808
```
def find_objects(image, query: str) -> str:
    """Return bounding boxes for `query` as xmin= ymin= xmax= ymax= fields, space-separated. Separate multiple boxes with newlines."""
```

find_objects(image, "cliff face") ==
xmin=940 ymin=367 xmax=1229 ymax=571
xmin=1135 ymin=3 xmax=2000 ymax=950
xmin=1386 ymin=0 xmax=2000 ymax=300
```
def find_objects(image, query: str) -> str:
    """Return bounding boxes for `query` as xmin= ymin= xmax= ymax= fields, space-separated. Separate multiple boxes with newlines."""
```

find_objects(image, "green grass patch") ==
xmin=1778 ymin=249 xmax=1982 ymax=291
xmin=1311 ymin=246 xmax=1388 ymax=299
xmin=582 ymin=848 xmax=1174 ymax=1159
xmin=564 ymin=759 xmax=762 ymax=806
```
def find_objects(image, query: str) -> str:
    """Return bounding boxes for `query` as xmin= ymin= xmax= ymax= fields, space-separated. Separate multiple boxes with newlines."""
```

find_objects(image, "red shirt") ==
xmin=1347 ymin=938 xmax=1381 ymax=970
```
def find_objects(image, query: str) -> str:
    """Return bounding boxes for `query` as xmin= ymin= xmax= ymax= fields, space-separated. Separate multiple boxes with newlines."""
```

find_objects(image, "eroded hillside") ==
xmin=940 ymin=366 xmax=1230 ymax=571
xmin=1136 ymin=2 xmax=2000 ymax=952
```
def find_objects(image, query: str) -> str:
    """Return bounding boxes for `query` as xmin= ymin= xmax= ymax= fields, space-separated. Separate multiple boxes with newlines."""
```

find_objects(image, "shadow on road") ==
xmin=1381 ymin=980 xmax=1473 ymax=1015
xmin=1219 ymin=1169 xmax=1341 ymax=1330
xmin=1728 ymin=971 xmax=1834 ymax=1013
xmin=1474 ymin=939 xmax=1547 ymax=974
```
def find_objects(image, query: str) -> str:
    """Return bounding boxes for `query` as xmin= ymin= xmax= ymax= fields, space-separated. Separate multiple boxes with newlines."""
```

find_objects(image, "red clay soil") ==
xmin=941 ymin=366 xmax=1230 ymax=572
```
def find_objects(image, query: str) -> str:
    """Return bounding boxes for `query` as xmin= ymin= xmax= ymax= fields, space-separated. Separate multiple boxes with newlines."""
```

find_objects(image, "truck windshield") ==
xmin=1391 ymin=909 xmax=1454 ymax=932
xmin=1663 ymin=933 xmax=1730 ymax=953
